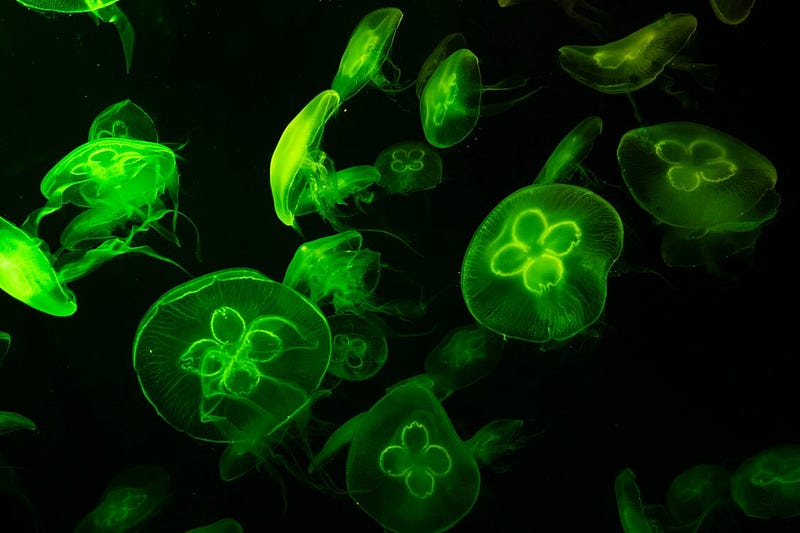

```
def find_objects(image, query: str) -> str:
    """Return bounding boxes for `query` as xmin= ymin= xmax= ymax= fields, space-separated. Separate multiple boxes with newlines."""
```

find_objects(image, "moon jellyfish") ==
xmin=0 ymin=215 xmax=77 ymax=317
xmin=461 ymin=184 xmax=623 ymax=344
xmin=327 ymin=312 xmax=388 ymax=382
xmin=615 ymin=468 xmax=671 ymax=533
xmin=415 ymin=32 xmax=467 ymax=100
xmin=133 ymin=268 xmax=331 ymax=454
xmin=666 ymin=463 xmax=732 ymax=524
xmin=424 ymin=323 xmax=503 ymax=397
xmin=15 ymin=0 xmax=135 ymax=74
xmin=420 ymin=48 xmax=536 ymax=149
xmin=617 ymin=121 xmax=779 ymax=269
xmin=74 ymin=465 xmax=170 ymax=532
xmin=88 ymin=99 xmax=159 ymax=142
xmin=0 ymin=412 xmax=36 ymax=435
xmin=534 ymin=116 xmax=603 ymax=186
xmin=331 ymin=7 xmax=407 ymax=101
xmin=292 ymin=165 xmax=382 ymax=227
xmin=558 ymin=13 xmax=697 ymax=94
xmin=710 ymin=0 xmax=756 ymax=25
xmin=374 ymin=141 xmax=443 ymax=195
xmin=312 ymin=381 xmax=524 ymax=533
xmin=731 ymin=444 xmax=800 ymax=519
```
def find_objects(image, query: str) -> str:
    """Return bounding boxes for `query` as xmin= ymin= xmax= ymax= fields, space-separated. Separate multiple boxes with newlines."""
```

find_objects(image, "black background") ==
xmin=0 ymin=0 xmax=796 ymax=531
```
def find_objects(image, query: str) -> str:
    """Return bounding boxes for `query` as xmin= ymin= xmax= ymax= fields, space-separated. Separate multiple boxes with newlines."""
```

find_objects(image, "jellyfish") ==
xmin=558 ymin=13 xmax=698 ymax=95
xmin=617 ymin=121 xmax=779 ymax=269
xmin=331 ymin=7 xmax=408 ymax=102
xmin=615 ymin=467 xmax=667 ymax=533
xmin=292 ymin=165 xmax=382 ymax=225
xmin=184 ymin=518 xmax=243 ymax=533
xmin=327 ymin=312 xmax=389 ymax=382
xmin=415 ymin=32 xmax=467 ymax=100
xmin=424 ymin=323 xmax=503 ymax=398
xmin=731 ymin=444 xmax=800 ymax=519
xmin=312 ymin=380 xmax=525 ymax=532
xmin=374 ymin=141 xmax=443 ymax=195
xmin=15 ymin=0 xmax=135 ymax=74
xmin=0 ymin=332 xmax=9 ymax=363
xmin=74 ymin=465 xmax=170 ymax=532
xmin=88 ymin=99 xmax=159 ymax=142
xmin=461 ymin=183 xmax=623 ymax=344
xmin=133 ymin=268 xmax=331 ymax=482
xmin=710 ymin=0 xmax=756 ymax=25
xmin=665 ymin=463 xmax=732 ymax=524
xmin=534 ymin=116 xmax=603 ymax=186
xmin=0 ymin=215 xmax=77 ymax=317
xmin=0 ymin=412 xmax=36 ymax=435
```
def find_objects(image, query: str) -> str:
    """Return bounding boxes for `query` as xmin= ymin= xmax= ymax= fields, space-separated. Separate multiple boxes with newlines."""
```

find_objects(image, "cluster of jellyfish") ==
xmin=1 ymin=0 xmax=781 ymax=531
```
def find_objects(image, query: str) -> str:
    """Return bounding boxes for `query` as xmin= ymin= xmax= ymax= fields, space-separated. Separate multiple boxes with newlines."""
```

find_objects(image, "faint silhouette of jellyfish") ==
xmin=74 ymin=465 xmax=170 ymax=532
xmin=710 ymin=0 xmax=756 ymax=25
xmin=461 ymin=184 xmax=623 ymax=344
xmin=133 ymin=268 xmax=332 ymax=482
xmin=534 ymin=116 xmax=603 ymax=186
xmin=374 ymin=141 xmax=443 ymax=195
xmin=88 ymin=99 xmax=159 ymax=142
xmin=731 ymin=444 xmax=800 ymax=519
xmin=15 ymin=0 xmax=135 ymax=74
xmin=185 ymin=518 xmax=243 ymax=533
xmin=331 ymin=7 xmax=411 ymax=101
xmin=617 ymin=121 xmax=779 ymax=270
xmin=0 ymin=332 xmax=9 ymax=363
xmin=0 ymin=412 xmax=36 ymax=435
xmin=327 ymin=312 xmax=389 ymax=382
xmin=311 ymin=380 xmax=525 ymax=532
xmin=498 ymin=0 xmax=609 ymax=40
xmin=415 ymin=33 xmax=467 ymax=100
xmin=615 ymin=467 xmax=670 ymax=533
xmin=666 ymin=463 xmax=733 ymax=525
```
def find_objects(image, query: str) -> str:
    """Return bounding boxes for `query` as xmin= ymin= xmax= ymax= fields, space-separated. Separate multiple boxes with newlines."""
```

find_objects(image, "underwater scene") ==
xmin=0 ymin=0 xmax=795 ymax=531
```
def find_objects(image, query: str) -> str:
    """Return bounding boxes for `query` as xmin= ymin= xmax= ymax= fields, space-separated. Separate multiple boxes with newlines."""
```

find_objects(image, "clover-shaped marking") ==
xmin=389 ymin=148 xmax=426 ymax=174
xmin=490 ymin=208 xmax=581 ymax=295
xmin=379 ymin=421 xmax=453 ymax=499
xmin=655 ymin=139 xmax=737 ymax=192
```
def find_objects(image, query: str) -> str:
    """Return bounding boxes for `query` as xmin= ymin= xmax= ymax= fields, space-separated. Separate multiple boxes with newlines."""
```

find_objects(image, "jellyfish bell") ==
xmin=88 ymin=99 xmax=159 ymax=142
xmin=415 ymin=32 xmax=467 ymax=100
xmin=534 ymin=116 xmax=603 ymax=186
xmin=710 ymin=0 xmax=756 ymax=25
xmin=327 ymin=312 xmax=389 ymax=382
xmin=424 ymin=323 xmax=503 ymax=396
xmin=374 ymin=141 xmax=443 ymax=195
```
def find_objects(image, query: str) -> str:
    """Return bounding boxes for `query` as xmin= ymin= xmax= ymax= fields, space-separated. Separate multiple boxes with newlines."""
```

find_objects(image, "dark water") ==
xmin=0 ymin=1 xmax=795 ymax=532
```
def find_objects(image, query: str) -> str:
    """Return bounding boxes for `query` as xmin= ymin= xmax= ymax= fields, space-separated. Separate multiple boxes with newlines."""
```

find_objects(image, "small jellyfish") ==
xmin=415 ymin=32 xmax=467 ymax=100
xmin=617 ymin=121 xmax=779 ymax=268
xmin=327 ymin=312 xmax=389 ymax=382
xmin=420 ymin=48 xmax=536 ymax=149
xmin=0 ymin=411 xmax=37 ymax=435
xmin=331 ymin=7 xmax=407 ymax=101
xmin=424 ymin=323 xmax=503 ymax=397
xmin=15 ymin=0 xmax=135 ymax=74
xmin=615 ymin=467 xmax=668 ymax=533
xmin=463 ymin=419 xmax=525 ymax=467
xmin=184 ymin=518 xmax=243 ymax=533
xmin=88 ymin=99 xmax=159 ymax=142
xmin=534 ymin=116 xmax=603 ymax=186
xmin=74 ymin=465 xmax=170 ymax=532
xmin=558 ymin=13 xmax=697 ymax=94
xmin=710 ymin=0 xmax=756 ymax=25
xmin=731 ymin=444 xmax=800 ymax=519
xmin=0 ymin=332 xmax=9 ymax=363
xmin=666 ymin=463 xmax=732 ymax=524
xmin=461 ymin=184 xmax=623 ymax=344
xmin=133 ymin=268 xmax=331 ymax=447
xmin=374 ymin=141 xmax=443 ymax=195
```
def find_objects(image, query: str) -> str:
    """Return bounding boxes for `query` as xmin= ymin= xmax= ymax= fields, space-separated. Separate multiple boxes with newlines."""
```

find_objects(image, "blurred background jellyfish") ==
xmin=15 ymin=0 xmax=135 ymax=73
xmin=88 ymin=99 xmax=159 ymax=143
xmin=331 ymin=7 xmax=410 ymax=102
xmin=0 ymin=411 xmax=37 ymax=435
xmin=615 ymin=467 xmax=668 ymax=533
xmin=311 ymin=380 xmax=525 ymax=533
xmin=74 ymin=465 xmax=170 ymax=532
xmin=0 ymin=332 xmax=9 ymax=363
xmin=617 ymin=121 xmax=779 ymax=270
xmin=326 ymin=312 xmax=389 ymax=382
xmin=534 ymin=116 xmax=603 ymax=186
xmin=731 ymin=444 xmax=800 ymax=520
xmin=133 ymin=268 xmax=332 ymax=482
xmin=461 ymin=183 xmax=623 ymax=345
xmin=374 ymin=141 xmax=443 ymax=195
xmin=184 ymin=517 xmax=243 ymax=533
xmin=710 ymin=0 xmax=756 ymax=25
xmin=665 ymin=463 xmax=733 ymax=526
xmin=415 ymin=33 xmax=467 ymax=101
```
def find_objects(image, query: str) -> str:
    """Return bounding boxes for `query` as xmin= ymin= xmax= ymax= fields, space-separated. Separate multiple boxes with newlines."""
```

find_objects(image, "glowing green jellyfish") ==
xmin=331 ymin=7 xmax=405 ymax=101
xmin=88 ymin=99 xmax=159 ymax=142
xmin=292 ymin=165 xmax=381 ymax=224
xmin=374 ymin=141 xmax=443 ymax=195
xmin=0 ymin=332 xmax=9 ymax=363
xmin=461 ymin=183 xmax=623 ymax=344
xmin=74 ymin=465 xmax=170 ymax=532
xmin=617 ymin=121 xmax=779 ymax=268
xmin=15 ymin=0 xmax=135 ymax=74
xmin=184 ymin=518 xmax=243 ymax=533
xmin=615 ymin=467 xmax=668 ymax=533
xmin=327 ymin=312 xmax=388 ymax=382
xmin=133 ymin=268 xmax=331 ymax=447
xmin=0 ymin=411 xmax=36 ymax=435
xmin=710 ymin=0 xmax=756 ymax=25
xmin=0 ymin=215 xmax=77 ymax=317
xmin=666 ymin=463 xmax=732 ymax=524
xmin=415 ymin=32 xmax=467 ymax=100
xmin=424 ymin=323 xmax=503 ymax=396
xmin=534 ymin=116 xmax=603 ymax=186
xmin=558 ymin=13 xmax=697 ymax=94
xmin=731 ymin=444 xmax=800 ymax=519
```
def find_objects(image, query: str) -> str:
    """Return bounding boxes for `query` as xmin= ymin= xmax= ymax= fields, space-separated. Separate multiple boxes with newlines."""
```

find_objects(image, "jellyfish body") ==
xmin=666 ymin=464 xmax=732 ymax=524
xmin=617 ymin=121 xmax=778 ymax=267
xmin=132 ymin=268 xmax=332 ymax=444
xmin=327 ymin=312 xmax=388 ymax=381
xmin=558 ymin=13 xmax=697 ymax=94
xmin=415 ymin=32 xmax=467 ymax=100
xmin=270 ymin=89 xmax=343 ymax=229
xmin=293 ymin=165 xmax=381 ymax=219
xmin=0 ymin=215 xmax=77 ymax=317
xmin=0 ymin=331 xmax=9 ymax=362
xmin=374 ymin=141 xmax=443 ymax=195
xmin=534 ymin=116 xmax=603 ymax=186
xmin=710 ymin=0 xmax=756 ymax=25
xmin=74 ymin=465 xmax=170 ymax=533
xmin=0 ymin=411 xmax=37 ymax=435
xmin=615 ymin=468 xmax=661 ymax=533
xmin=88 ymin=99 xmax=159 ymax=142
xmin=424 ymin=323 xmax=503 ymax=394
xmin=731 ymin=445 xmax=800 ymax=519
xmin=331 ymin=7 xmax=404 ymax=101
xmin=15 ymin=0 xmax=135 ymax=74
xmin=463 ymin=419 xmax=524 ymax=467
xmin=461 ymin=183 xmax=623 ymax=343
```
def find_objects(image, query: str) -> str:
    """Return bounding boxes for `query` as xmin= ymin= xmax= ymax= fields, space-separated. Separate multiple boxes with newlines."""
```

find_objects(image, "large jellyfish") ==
xmin=15 ymin=0 xmax=135 ymax=73
xmin=617 ymin=121 xmax=779 ymax=269
xmin=731 ymin=445 xmax=800 ymax=519
xmin=461 ymin=184 xmax=623 ymax=344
